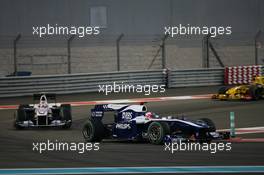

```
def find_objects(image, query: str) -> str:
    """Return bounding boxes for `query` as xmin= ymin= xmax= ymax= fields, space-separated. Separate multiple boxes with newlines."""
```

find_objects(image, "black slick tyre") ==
xmin=147 ymin=122 xmax=170 ymax=145
xmin=14 ymin=105 xmax=29 ymax=129
xmin=198 ymin=118 xmax=216 ymax=132
xmin=60 ymin=104 xmax=72 ymax=129
xmin=82 ymin=119 xmax=105 ymax=142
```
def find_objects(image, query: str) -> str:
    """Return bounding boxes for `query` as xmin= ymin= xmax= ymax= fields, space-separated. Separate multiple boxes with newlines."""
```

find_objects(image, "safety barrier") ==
xmin=168 ymin=68 xmax=224 ymax=88
xmin=0 ymin=68 xmax=225 ymax=98
xmin=224 ymin=65 xmax=264 ymax=85
xmin=0 ymin=70 xmax=165 ymax=97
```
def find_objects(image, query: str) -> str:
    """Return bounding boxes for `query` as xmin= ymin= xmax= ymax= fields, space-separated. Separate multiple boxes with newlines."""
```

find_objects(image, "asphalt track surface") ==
xmin=0 ymin=86 xmax=263 ymax=173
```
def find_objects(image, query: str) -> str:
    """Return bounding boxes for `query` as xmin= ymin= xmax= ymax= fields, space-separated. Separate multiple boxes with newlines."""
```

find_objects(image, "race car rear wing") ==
xmin=93 ymin=104 xmax=129 ymax=112
xmin=92 ymin=104 xmax=147 ymax=112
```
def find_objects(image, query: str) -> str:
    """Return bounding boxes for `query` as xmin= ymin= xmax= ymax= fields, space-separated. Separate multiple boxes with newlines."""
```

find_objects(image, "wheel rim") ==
xmin=149 ymin=125 xmax=161 ymax=141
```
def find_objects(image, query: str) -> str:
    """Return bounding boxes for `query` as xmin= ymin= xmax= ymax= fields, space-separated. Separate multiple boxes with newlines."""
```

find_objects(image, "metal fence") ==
xmin=203 ymin=33 xmax=260 ymax=68
xmin=256 ymin=30 xmax=264 ymax=65
xmin=0 ymin=68 xmax=225 ymax=98
xmin=0 ymin=35 xmax=168 ymax=76
xmin=0 ymin=33 xmax=260 ymax=76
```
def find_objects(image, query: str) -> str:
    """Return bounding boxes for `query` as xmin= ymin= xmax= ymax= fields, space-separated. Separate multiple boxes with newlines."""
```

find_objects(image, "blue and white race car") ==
xmin=82 ymin=104 xmax=229 ymax=144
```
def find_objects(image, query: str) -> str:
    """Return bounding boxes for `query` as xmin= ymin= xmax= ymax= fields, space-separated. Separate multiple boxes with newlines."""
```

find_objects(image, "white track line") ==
xmin=217 ymin=126 xmax=264 ymax=135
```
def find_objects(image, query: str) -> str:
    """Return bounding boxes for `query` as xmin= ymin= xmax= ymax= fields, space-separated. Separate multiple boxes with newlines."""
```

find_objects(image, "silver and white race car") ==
xmin=14 ymin=93 xmax=72 ymax=129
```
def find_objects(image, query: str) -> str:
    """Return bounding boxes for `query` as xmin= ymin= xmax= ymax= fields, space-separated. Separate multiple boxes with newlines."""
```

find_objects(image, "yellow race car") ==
xmin=212 ymin=76 xmax=264 ymax=100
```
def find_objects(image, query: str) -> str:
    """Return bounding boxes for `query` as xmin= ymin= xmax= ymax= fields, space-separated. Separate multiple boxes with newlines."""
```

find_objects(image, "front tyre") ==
xmin=14 ymin=105 xmax=29 ymax=130
xmin=198 ymin=118 xmax=216 ymax=132
xmin=147 ymin=122 xmax=170 ymax=145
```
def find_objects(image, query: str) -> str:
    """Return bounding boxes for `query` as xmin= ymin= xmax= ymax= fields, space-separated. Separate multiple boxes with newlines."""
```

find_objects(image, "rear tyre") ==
xmin=147 ymin=122 xmax=170 ymax=145
xmin=61 ymin=104 xmax=72 ymax=129
xmin=82 ymin=119 xmax=105 ymax=142
xmin=198 ymin=118 xmax=216 ymax=132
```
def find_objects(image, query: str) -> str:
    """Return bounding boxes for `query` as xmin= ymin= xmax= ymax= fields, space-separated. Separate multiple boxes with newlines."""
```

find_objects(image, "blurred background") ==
xmin=0 ymin=0 xmax=263 ymax=76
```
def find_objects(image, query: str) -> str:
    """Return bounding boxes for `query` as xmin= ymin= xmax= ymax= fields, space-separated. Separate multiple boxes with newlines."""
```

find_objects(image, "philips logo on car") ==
xmin=116 ymin=123 xmax=131 ymax=129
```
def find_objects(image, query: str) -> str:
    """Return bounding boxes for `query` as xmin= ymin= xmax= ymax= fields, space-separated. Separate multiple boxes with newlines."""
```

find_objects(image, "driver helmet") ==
xmin=145 ymin=112 xmax=153 ymax=119
xmin=40 ymin=101 xmax=48 ymax=108
xmin=39 ymin=95 xmax=48 ymax=108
